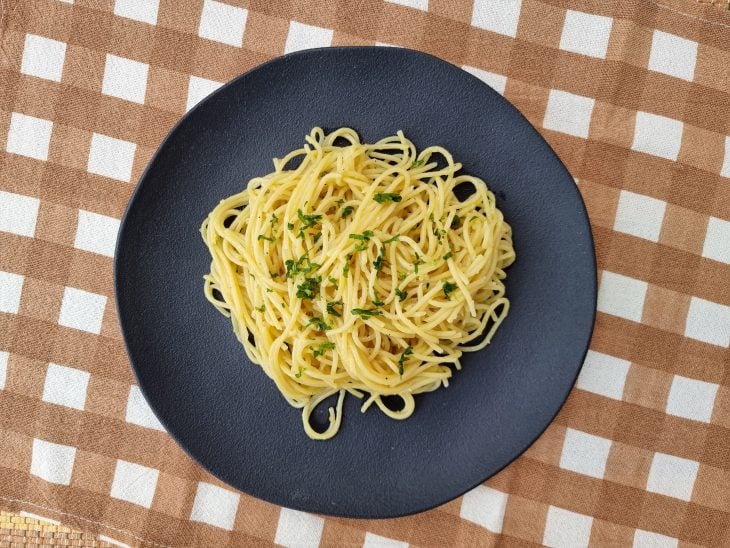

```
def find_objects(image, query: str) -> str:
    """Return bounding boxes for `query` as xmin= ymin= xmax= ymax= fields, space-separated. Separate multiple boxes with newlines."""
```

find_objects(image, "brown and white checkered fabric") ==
xmin=0 ymin=0 xmax=728 ymax=546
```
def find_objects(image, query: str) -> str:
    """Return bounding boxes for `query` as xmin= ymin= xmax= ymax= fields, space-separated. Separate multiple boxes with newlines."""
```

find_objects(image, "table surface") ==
xmin=0 ymin=0 xmax=728 ymax=546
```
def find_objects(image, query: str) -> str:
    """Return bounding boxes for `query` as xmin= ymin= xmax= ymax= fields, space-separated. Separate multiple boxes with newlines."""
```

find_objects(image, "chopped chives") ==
xmin=373 ymin=193 xmax=402 ymax=204
xmin=296 ymin=276 xmax=321 ymax=300
xmin=398 ymin=346 xmax=413 ymax=376
xmin=442 ymin=281 xmax=458 ymax=299
xmin=326 ymin=300 xmax=343 ymax=317
xmin=307 ymin=316 xmax=330 ymax=331
xmin=312 ymin=341 xmax=336 ymax=358
xmin=352 ymin=308 xmax=383 ymax=318
xmin=349 ymin=230 xmax=374 ymax=241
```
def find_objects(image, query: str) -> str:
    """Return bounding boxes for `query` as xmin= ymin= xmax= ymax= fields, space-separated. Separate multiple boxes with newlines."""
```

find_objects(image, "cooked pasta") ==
xmin=200 ymin=127 xmax=515 ymax=439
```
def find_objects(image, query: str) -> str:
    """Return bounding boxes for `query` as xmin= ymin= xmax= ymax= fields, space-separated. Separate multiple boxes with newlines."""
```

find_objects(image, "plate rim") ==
xmin=113 ymin=45 xmax=597 ymax=519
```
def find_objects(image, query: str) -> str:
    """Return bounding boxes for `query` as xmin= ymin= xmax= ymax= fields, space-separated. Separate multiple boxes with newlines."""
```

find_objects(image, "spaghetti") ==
xmin=201 ymin=127 xmax=515 ymax=439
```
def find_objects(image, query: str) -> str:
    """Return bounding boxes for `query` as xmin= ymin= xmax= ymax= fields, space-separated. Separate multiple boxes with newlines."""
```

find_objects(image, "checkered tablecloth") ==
xmin=1 ymin=0 xmax=729 ymax=546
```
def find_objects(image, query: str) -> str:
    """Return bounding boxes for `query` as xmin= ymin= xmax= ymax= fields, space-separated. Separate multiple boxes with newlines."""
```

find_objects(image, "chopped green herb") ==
xmin=307 ymin=316 xmax=330 ymax=331
xmin=266 ymin=288 xmax=273 ymax=293
xmin=297 ymin=208 xmax=321 ymax=227
xmin=255 ymin=305 xmax=265 ymax=312
xmin=443 ymin=281 xmax=458 ymax=299
xmin=352 ymin=308 xmax=383 ymax=319
xmin=269 ymin=271 xmax=279 ymax=279
xmin=285 ymin=254 xmax=320 ymax=278
xmin=373 ymin=193 xmax=402 ymax=204
xmin=295 ymin=366 xmax=304 ymax=378
xmin=327 ymin=276 xmax=339 ymax=289
xmin=372 ymin=297 xmax=385 ymax=307
xmin=384 ymin=234 xmax=400 ymax=243
xmin=450 ymin=215 xmax=462 ymax=229
xmin=312 ymin=341 xmax=336 ymax=358
xmin=270 ymin=213 xmax=279 ymax=228
xmin=258 ymin=234 xmax=275 ymax=242
xmin=295 ymin=208 xmax=322 ymax=238
xmin=326 ymin=300 xmax=343 ymax=317
xmin=412 ymin=159 xmax=425 ymax=168
xmin=349 ymin=230 xmax=374 ymax=241
xmin=343 ymin=263 xmax=350 ymax=277
xmin=398 ymin=346 xmax=413 ymax=376
xmin=443 ymin=251 xmax=453 ymax=261
xmin=336 ymin=198 xmax=345 ymax=205
xmin=395 ymin=288 xmax=407 ymax=300
xmin=397 ymin=271 xmax=407 ymax=281
xmin=373 ymin=247 xmax=386 ymax=271
xmin=355 ymin=243 xmax=367 ymax=251
xmin=287 ymin=222 xmax=294 ymax=231
xmin=313 ymin=232 xmax=322 ymax=244
xmin=414 ymin=253 xmax=424 ymax=274
xmin=341 ymin=205 xmax=355 ymax=219
xmin=296 ymin=276 xmax=321 ymax=300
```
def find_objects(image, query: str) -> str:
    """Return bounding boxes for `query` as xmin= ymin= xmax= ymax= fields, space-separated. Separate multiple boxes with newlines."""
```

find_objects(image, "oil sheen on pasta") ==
xmin=201 ymin=128 xmax=515 ymax=440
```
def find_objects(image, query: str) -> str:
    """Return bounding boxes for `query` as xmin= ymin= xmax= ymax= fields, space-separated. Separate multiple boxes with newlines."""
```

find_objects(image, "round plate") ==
xmin=115 ymin=47 xmax=596 ymax=518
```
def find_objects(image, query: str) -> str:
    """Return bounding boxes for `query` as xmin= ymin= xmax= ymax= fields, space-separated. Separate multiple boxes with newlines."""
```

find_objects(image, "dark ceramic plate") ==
xmin=115 ymin=47 xmax=596 ymax=518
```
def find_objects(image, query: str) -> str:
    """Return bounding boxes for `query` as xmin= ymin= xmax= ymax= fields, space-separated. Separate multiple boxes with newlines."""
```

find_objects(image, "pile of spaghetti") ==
xmin=201 ymin=127 xmax=515 ymax=440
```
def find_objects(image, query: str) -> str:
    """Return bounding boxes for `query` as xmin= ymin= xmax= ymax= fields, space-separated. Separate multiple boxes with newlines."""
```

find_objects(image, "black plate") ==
xmin=115 ymin=47 xmax=596 ymax=518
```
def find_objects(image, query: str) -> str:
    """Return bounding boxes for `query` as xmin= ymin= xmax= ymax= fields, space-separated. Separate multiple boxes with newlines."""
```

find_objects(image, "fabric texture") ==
xmin=1 ymin=510 xmax=117 ymax=546
xmin=1 ymin=0 xmax=729 ymax=546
